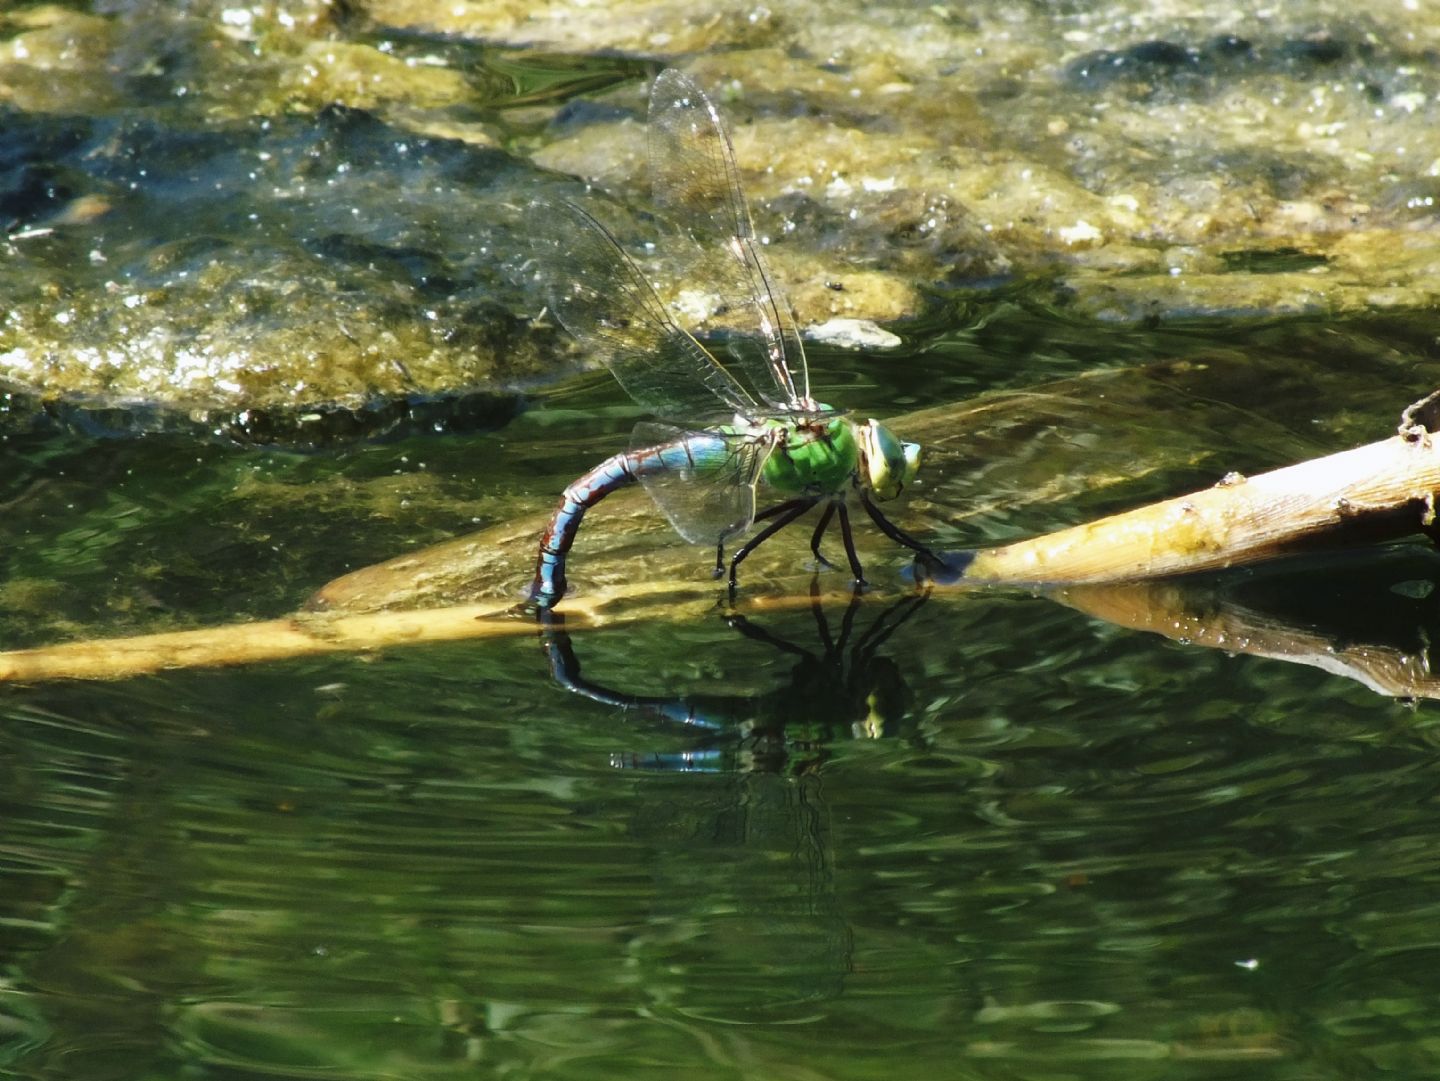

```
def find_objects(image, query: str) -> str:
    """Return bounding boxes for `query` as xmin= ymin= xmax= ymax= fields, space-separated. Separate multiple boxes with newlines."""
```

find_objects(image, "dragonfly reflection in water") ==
xmin=542 ymin=586 xmax=930 ymax=774
xmin=524 ymin=69 xmax=945 ymax=610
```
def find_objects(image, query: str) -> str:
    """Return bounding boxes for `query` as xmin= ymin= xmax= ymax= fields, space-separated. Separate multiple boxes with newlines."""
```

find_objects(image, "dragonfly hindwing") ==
xmin=629 ymin=421 xmax=778 ymax=544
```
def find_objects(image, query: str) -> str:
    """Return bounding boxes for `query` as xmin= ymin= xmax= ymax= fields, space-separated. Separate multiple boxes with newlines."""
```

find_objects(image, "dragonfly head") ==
xmin=858 ymin=420 xmax=921 ymax=501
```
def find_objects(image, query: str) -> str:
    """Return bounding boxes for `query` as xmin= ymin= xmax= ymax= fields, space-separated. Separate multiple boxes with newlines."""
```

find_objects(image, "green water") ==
xmin=6 ymin=32 xmax=1440 ymax=1081
xmin=7 ymin=299 xmax=1440 ymax=1079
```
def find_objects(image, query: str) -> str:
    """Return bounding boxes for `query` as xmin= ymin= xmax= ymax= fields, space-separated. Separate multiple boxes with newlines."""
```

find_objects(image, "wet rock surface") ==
xmin=2 ymin=0 xmax=1438 ymax=427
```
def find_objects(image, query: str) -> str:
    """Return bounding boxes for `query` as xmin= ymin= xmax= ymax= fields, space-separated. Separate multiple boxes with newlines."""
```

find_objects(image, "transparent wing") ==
xmin=647 ymin=69 xmax=813 ymax=412
xmin=630 ymin=421 xmax=775 ymax=544
xmin=528 ymin=198 xmax=759 ymax=420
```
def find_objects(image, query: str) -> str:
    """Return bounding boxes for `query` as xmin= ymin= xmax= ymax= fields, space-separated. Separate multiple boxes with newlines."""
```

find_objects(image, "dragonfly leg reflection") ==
xmin=727 ymin=497 xmax=821 ymax=592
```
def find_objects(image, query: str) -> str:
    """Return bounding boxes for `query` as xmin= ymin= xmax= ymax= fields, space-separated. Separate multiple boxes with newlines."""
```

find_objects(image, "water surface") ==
xmin=5 ymin=34 xmax=1440 ymax=1081
xmin=6 ymin=294 xmax=1440 ymax=1080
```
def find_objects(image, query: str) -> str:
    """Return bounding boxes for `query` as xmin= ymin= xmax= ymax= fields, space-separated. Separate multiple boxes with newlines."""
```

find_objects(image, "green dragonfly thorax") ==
xmin=718 ymin=408 xmax=921 ymax=502
xmin=759 ymin=414 xmax=860 ymax=495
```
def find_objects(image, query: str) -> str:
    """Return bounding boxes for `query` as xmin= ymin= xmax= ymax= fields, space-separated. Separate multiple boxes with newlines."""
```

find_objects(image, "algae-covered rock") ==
xmin=4 ymin=0 xmax=1440 ymax=425
xmin=0 ymin=103 xmax=566 ymax=434
xmin=385 ymin=0 xmax=1440 ymax=329
xmin=362 ymin=0 xmax=787 ymax=57
xmin=0 ymin=2 xmax=543 ymax=433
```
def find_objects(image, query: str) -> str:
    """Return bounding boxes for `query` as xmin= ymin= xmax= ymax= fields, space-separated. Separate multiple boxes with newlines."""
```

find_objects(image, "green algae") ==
xmin=0 ymin=0 xmax=1438 ymax=431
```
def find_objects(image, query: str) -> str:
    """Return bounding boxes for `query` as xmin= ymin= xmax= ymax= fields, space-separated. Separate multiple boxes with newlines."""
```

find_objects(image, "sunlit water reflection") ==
xmin=3 ymin=551 xmax=1440 ymax=1078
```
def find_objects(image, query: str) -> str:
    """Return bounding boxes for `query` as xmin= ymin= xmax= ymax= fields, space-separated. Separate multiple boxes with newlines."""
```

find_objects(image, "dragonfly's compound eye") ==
xmin=861 ymin=420 xmax=922 ymax=501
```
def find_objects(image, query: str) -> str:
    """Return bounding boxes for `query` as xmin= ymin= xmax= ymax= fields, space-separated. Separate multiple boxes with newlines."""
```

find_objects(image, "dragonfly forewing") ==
xmin=647 ymin=69 xmax=813 ymax=412
xmin=529 ymin=198 xmax=759 ymax=421
xmin=629 ymin=421 xmax=775 ymax=545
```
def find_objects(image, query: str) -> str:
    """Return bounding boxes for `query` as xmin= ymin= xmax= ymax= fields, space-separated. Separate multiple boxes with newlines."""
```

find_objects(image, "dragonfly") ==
xmin=526 ymin=69 xmax=943 ymax=610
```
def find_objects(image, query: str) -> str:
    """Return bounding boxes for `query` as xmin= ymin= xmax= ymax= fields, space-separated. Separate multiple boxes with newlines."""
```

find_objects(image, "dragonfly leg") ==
xmin=859 ymin=488 xmax=946 ymax=573
xmin=727 ymin=497 xmax=819 ymax=592
xmin=716 ymin=498 xmax=804 ymax=577
xmin=835 ymin=501 xmax=868 ymax=587
xmin=808 ymin=501 xmax=837 ymax=569
xmin=753 ymin=498 xmax=809 ymax=523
